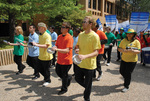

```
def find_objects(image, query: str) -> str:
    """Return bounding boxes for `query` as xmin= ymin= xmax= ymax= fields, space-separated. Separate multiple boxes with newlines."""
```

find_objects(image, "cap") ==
xmin=38 ymin=22 xmax=47 ymax=29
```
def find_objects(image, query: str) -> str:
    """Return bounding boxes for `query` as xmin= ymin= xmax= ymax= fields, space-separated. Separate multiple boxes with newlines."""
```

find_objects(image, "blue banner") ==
xmin=118 ymin=20 xmax=130 ymax=33
xmin=96 ymin=18 xmax=103 ymax=31
xmin=146 ymin=23 xmax=150 ymax=31
xmin=130 ymin=12 xmax=149 ymax=35
xmin=105 ymin=15 xmax=117 ymax=32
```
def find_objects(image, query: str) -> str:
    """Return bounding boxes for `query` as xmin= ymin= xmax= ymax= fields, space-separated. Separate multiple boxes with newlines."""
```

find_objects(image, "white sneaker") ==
xmin=43 ymin=82 xmax=50 ymax=87
xmin=106 ymin=63 xmax=110 ymax=66
xmin=97 ymin=72 xmax=103 ymax=81
xmin=122 ymin=88 xmax=129 ymax=92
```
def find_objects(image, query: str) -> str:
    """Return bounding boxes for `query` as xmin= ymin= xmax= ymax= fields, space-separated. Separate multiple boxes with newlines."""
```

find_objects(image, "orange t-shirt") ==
xmin=56 ymin=33 xmax=73 ymax=65
xmin=96 ymin=30 xmax=107 ymax=54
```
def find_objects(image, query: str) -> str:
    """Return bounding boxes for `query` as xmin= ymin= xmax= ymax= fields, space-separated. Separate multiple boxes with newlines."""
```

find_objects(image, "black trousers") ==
xmin=74 ymin=65 xmax=94 ymax=101
xmin=103 ymin=46 xmax=112 ymax=63
xmin=52 ymin=51 xmax=56 ymax=65
xmin=55 ymin=63 xmax=72 ymax=91
xmin=93 ymin=54 xmax=103 ymax=78
xmin=14 ymin=55 xmax=25 ymax=72
xmin=117 ymin=48 xmax=121 ymax=60
xmin=37 ymin=59 xmax=51 ymax=82
xmin=119 ymin=60 xmax=136 ymax=89
xmin=26 ymin=55 xmax=39 ymax=76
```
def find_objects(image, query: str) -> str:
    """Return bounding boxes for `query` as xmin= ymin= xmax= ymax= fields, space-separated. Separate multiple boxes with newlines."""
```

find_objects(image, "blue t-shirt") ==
xmin=28 ymin=32 xmax=39 ymax=57
xmin=50 ymin=32 xmax=58 ymax=47
xmin=73 ymin=36 xmax=78 ymax=55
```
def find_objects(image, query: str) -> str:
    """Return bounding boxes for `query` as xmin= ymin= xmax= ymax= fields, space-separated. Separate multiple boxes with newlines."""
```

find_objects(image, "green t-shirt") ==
xmin=105 ymin=32 xmax=116 ymax=45
xmin=13 ymin=34 xmax=24 ymax=56
xmin=69 ymin=29 xmax=73 ymax=36
xmin=117 ymin=32 xmax=126 ymax=46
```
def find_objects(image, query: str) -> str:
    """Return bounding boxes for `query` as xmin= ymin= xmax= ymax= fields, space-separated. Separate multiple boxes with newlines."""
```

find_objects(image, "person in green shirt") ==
xmin=68 ymin=25 xmax=73 ymax=36
xmin=116 ymin=28 xmax=126 ymax=61
xmin=103 ymin=26 xmax=116 ymax=66
xmin=8 ymin=26 xmax=25 ymax=75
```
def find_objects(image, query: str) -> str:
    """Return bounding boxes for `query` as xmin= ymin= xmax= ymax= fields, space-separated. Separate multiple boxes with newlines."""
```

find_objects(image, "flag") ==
xmin=130 ymin=12 xmax=149 ymax=35
xmin=96 ymin=18 xmax=103 ymax=31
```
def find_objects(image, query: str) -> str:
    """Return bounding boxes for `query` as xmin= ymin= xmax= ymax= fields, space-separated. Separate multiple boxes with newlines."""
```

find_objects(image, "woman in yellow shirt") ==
xmin=118 ymin=29 xmax=141 ymax=92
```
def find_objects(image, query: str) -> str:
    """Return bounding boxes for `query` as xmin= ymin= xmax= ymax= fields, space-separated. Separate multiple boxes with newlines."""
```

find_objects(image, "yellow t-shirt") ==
xmin=77 ymin=31 xmax=101 ymax=70
xmin=119 ymin=39 xmax=141 ymax=62
xmin=38 ymin=31 xmax=53 ymax=60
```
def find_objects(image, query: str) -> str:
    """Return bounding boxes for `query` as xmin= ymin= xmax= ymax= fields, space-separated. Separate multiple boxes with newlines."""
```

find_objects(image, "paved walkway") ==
xmin=0 ymin=47 xmax=150 ymax=101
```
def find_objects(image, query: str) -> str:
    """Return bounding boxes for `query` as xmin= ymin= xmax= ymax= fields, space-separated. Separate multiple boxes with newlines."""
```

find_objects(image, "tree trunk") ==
xmin=8 ymin=13 xmax=15 ymax=42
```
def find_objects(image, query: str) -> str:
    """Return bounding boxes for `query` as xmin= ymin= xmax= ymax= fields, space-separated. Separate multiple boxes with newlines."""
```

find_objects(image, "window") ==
xmin=104 ymin=0 xmax=106 ymax=12
xmin=88 ymin=0 xmax=91 ymax=8
xmin=93 ymin=0 xmax=96 ymax=9
xmin=107 ymin=2 xmax=109 ymax=13
xmin=98 ymin=0 xmax=101 ymax=11
xmin=110 ymin=3 xmax=113 ymax=14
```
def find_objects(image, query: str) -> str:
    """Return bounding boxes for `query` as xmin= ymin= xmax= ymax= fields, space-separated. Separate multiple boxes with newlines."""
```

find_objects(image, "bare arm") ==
xmin=8 ymin=42 xmax=19 ymax=46
xmin=52 ymin=46 xmax=70 ymax=53
xmin=78 ymin=50 xmax=99 ymax=60
xmin=32 ymin=42 xmax=49 ymax=48
xmin=118 ymin=48 xmax=140 ymax=54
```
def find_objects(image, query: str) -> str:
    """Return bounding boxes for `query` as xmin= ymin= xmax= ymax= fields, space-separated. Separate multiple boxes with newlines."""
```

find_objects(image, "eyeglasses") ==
xmin=61 ymin=26 xmax=66 ymax=28
xmin=82 ymin=21 xmax=88 ymax=24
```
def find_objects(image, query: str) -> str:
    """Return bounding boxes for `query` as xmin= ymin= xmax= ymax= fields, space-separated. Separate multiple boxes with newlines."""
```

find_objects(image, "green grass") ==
xmin=0 ymin=36 xmax=28 ymax=50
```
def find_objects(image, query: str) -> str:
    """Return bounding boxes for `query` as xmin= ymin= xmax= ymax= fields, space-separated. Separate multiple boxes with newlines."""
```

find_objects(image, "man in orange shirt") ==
xmin=93 ymin=24 xmax=108 ymax=81
xmin=52 ymin=22 xmax=73 ymax=95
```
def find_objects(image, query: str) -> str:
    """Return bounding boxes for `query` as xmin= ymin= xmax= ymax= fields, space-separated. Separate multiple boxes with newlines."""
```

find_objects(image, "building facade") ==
xmin=79 ymin=0 xmax=129 ymax=25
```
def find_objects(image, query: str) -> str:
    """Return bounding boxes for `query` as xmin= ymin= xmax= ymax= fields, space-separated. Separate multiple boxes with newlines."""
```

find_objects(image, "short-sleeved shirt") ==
xmin=56 ymin=33 xmax=73 ymax=65
xmin=116 ymin=32 xmax=126 ymax=46
xmin=77 ymin=31 xmax=101 ymax=70
xmin=50 ymin=32 xmax=58 ymax=47
xmin=69 ymin=29 xmax=73 ymax=36
xmin=38 ymin=31 xmax=53 ymax=60
xmin=46 ymin=29 xmax=51 ymax=34
xmin=119 ymin=39 xmax=141 ymax=62
xmin=13 ymin=34 xmax=24 ymax=56
xmin=28 ymin=32 xmax=39 ymax=57
xmin=105 ymin=32 xmax=116 ymax=45
xmin=96 ymin=30 xmax=107 ymax=54
xmin=73 ymin=36 xmax=78 ymax=55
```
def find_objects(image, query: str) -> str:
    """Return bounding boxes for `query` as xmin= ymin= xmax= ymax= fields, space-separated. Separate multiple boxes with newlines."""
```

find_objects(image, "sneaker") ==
xmin=115 ymin=59 xmax=120 ymax=61
xmin=106 ymin=63 xmax=110 ymax=66
xmin=16 ymin=71 xmax=22 ymax=75
xmin=121 ymin=88 xmax=129 ymax=92
xmin=32 ymin=76 xmax=40 ymax=80
xmin=58 ymin=90 xmax=67 ymax=95
xmin=50 ymin=65 xmax=55 ymax=68
xmin=42 ymin=82 xmax=50 ymax=87
xmin=97 ymin=72 xmax=103 ymax=81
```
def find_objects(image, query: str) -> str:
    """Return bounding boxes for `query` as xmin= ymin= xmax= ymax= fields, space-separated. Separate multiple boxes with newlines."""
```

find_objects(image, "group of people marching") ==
xmin=6 ymin=16 xmax=150 ymax=101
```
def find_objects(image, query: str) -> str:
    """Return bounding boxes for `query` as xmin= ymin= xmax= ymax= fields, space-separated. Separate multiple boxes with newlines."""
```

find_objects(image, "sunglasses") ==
xmin=61 ymin=26 xmax=66 ymax=28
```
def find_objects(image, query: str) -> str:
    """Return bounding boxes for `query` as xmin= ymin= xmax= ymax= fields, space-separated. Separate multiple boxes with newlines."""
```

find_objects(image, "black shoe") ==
xmin=16 ymin=71 xmax=22 ymax=75
xmin=67 ymin=76 xmax=72 ymax=87
xmin=116 ymin=59 xmax=120 ymax=61
xmin=58 ymin=90 xmax=67 ymax=95
xmin=32 ymin=76 xmax=40 ymax=80
xmin=142 ymin=63 xmax=145 ymax=66
xmin=50 ymin=65 xmax=55 ymax=68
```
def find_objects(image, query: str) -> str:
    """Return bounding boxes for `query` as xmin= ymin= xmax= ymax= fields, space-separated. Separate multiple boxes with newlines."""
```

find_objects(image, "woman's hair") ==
xmin=126 ymin=33 xmax=136 ymax=42
xmin=15 ymin=26 xmax=23 ymax=35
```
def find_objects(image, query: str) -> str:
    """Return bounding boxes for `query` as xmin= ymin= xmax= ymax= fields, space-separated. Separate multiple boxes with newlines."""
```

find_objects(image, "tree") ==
xmin=0 ymin=0 xmax=86 ymax=42
xmin=0 ymin=0 xmax=43 ymax=41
